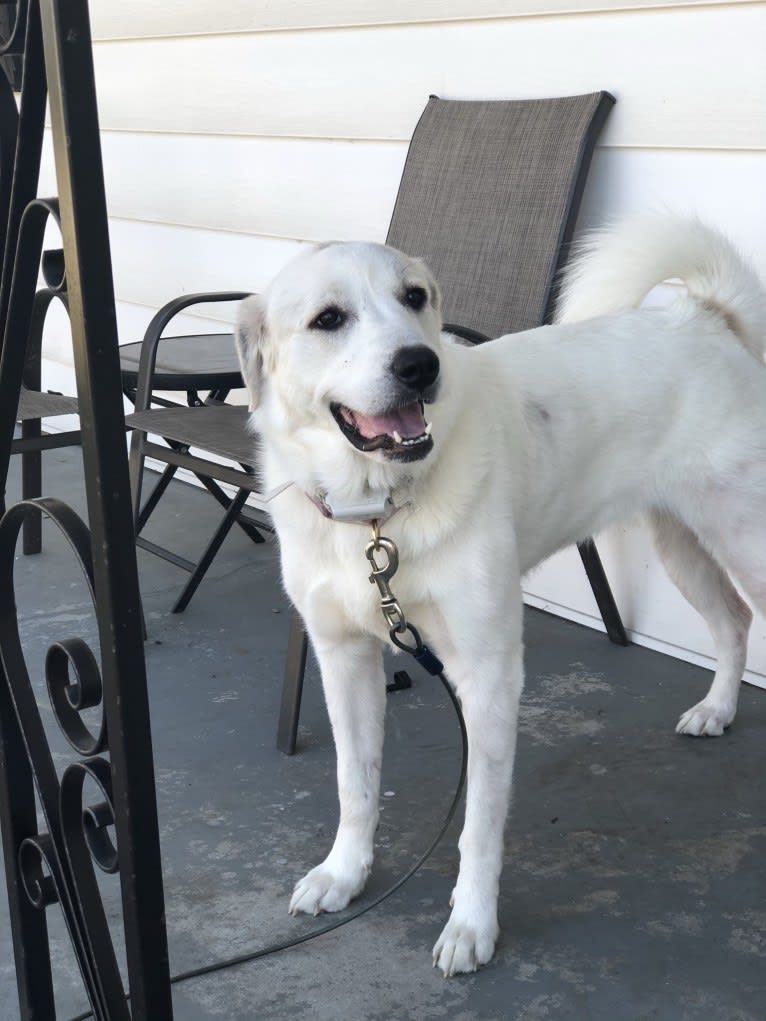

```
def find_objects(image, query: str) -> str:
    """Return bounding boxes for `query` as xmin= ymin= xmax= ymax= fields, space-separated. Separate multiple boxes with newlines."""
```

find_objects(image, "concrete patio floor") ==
xmin=1 ymin=444 xmax=764 ymax=1020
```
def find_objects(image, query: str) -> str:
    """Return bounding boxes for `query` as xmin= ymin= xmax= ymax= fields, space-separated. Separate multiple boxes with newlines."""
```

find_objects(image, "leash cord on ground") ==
xmin=65 ymin=669 xmax=467 ymax=1021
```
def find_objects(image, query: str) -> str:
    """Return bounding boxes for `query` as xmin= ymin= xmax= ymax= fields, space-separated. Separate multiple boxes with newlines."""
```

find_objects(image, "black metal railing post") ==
xmin=0 ymin=2 xmax=173 ymax=1017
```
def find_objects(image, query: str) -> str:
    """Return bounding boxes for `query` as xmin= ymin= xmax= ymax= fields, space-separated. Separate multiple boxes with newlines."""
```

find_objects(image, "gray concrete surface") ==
xmin=1 ymin=445 xmax=764 ymax=1020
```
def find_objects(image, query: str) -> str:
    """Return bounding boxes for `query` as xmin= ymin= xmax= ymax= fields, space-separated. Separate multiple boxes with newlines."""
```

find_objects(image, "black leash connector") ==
xmin=389 ymin=622 xmax=444 ymax=676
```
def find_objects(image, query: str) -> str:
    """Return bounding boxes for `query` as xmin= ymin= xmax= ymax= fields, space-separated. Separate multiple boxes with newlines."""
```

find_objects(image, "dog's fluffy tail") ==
xmin=556 ymin=213 xmax=766 ymax=362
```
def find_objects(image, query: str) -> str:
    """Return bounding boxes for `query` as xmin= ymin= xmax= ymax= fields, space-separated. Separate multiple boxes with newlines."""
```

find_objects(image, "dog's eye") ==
xmin=403 ymin=286 xmax=427 ymax=311
xmin=310 ymin=306 xmax=346 ymax=331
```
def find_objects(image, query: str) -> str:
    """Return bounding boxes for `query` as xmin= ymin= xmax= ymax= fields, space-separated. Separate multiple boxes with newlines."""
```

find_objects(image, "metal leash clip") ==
xmin=365 ymin=524 xmax=445 ymax=676
xmin=365 ymin=531 xmax=407 ymax=634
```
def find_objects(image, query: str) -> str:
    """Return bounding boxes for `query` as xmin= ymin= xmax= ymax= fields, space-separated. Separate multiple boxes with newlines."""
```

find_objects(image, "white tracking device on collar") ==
xmin=323 ymin=492 xmax=394 ymax=524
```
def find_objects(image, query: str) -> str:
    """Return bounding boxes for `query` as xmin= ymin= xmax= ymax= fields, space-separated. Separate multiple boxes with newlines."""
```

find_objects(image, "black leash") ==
xmin=67 ymin=665 xmax=465 ymax=1021
xmin=67 ymin=526 xmax=465 ymax=1021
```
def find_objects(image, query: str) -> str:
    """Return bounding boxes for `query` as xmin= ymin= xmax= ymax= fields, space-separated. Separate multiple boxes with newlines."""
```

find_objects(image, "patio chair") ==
xmin=276 ymin=91 xmax=626 ymax=753
xmin=124 ymin=91 xmax=626 ymax=756
xmin=119 ymin=293 xmax=269 ymax=613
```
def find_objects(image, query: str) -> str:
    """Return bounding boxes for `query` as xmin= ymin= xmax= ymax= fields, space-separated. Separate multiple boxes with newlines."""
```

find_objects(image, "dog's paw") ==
xmin=676 ymin=698 xmax=734 ymax=737
xmin=289 ymin=859 xmax=369 ymax=917
xmin=432 ymin=910 xmax=500 ymax=977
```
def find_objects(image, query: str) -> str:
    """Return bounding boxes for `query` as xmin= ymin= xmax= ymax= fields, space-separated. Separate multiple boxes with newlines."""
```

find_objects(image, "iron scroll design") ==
xmin=0 ymin=499 xmax=132 ymax=1021
xmin=0 ymin=2 xmax=173 ymax=1019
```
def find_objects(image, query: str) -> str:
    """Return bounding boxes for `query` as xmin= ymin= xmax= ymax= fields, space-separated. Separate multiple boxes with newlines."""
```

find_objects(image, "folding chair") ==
xmin=277 ymin=92 xmax=626 ymax=754
xmin=386 ymin=93 xmax=627 ymax=644
xmin=120 ymin=293 xmax=271 ymax=613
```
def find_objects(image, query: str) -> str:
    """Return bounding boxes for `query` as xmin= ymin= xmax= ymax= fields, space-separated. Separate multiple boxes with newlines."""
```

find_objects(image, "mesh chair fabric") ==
xmin=17 ymin=387 xmax=80 ymax=420
xmin=386 ymin=92 xmax=613 ymax=339
xmin=126 ymin=404 xmax=259 ymax=469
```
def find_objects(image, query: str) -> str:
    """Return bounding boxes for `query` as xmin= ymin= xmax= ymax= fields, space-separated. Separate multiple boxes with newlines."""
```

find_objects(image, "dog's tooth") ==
xmin=425 ymin=422 xmax=433 ymax=436
xmin=392 ymin=430 xmax=403 ymax=444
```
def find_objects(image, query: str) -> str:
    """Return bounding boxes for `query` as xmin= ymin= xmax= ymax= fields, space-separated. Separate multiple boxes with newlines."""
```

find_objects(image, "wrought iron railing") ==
xmin=0 ymin=3 xmax=173 ymax=1017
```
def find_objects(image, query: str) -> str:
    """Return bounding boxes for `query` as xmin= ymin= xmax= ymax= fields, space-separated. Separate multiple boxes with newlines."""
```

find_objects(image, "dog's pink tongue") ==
xmin=354 ymin=401 xmax=426 ymax=439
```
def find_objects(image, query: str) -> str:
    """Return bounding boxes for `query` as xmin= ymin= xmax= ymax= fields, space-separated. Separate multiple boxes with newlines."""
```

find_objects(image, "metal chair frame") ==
xmin=123 ymin=292 xmax=273 ymax=612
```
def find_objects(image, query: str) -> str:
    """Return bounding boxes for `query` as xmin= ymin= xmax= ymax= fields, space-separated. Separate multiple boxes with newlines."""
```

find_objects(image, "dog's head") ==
xmin=236 ymin=242 xmax=446 ymax=492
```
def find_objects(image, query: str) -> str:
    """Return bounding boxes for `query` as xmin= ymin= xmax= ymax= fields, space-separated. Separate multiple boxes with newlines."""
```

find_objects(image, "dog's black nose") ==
xmin=391 ymin=346 xmax=440 ymax=392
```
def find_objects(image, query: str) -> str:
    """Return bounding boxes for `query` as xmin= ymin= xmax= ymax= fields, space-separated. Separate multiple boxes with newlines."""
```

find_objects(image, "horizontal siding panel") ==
xmin=40 ymin=133 xmax=765 ymax=277
xmin=106 ymin=219 xmax=304 ymax=313
xmin=37 ymin=143 xmax=766 ymax=316
xmin=112 ymin=300 xmax=241 ymax=343
xmin=579 ymin=149 xmax=766 ymax=277
xmin=34 ymin=296 xmax=229 ymax=365
xmin=104 ymin=207 xmax=764 ymax=340
xmin=89 ymin=0 xmax=760 ymax=39
xmin=91 ymin=7 xmax=766 ymax=149
xmin=83 ymin=135 xmax=405 ymax=243
xmin=524 ymin=528 xmax=766 ymax=681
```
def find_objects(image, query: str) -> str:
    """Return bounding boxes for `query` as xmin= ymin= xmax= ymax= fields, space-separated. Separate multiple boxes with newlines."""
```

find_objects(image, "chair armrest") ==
xmin=443 ymin=322 xmax=491 ymax=346
xmin=133 ymin=291 xmax=252 ymax=411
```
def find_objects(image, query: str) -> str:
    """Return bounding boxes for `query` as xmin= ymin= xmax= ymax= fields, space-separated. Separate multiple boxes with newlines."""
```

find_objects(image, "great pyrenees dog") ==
xmin=235 ymin=214 xmax=766 ymax=976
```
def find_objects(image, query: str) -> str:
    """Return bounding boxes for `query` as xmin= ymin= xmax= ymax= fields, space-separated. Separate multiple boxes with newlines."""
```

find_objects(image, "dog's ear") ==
xmin=235 ymin=295 xmax=268 ymax=411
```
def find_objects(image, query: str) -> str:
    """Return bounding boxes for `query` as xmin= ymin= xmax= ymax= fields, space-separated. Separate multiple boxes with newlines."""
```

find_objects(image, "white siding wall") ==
xmin=39 ymin=0 xmax=766 ymax=682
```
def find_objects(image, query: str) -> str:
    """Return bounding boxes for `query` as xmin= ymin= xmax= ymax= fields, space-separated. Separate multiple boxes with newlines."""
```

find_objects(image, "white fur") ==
xmin=236 ymin=219 xmax=766 ymax=976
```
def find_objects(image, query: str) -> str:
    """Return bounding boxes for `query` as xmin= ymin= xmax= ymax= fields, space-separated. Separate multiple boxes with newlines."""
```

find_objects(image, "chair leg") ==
xmin=277 ymin=612 xmax=308 ymax=756
xmin=21 ymin=419 xmax=42 ymax=554
xmin=577 ymin=538 xmax=629 ymax=646
xmin=197 ymin=474 xmax=266 ymax=545
xmin=136 ymin=463 xmax=179 ymax=534
xmin=272 ymin=620 xmax=412 ymax=757
xmin=171 ymin=488 xmax=250 ymax=613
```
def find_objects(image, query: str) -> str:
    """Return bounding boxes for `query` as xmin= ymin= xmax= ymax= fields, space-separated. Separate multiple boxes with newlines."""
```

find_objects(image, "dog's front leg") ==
xmin=290 ymin=632 xmax=386 ymax=916
xmin=432 ymin=614 xmax=524 ymax=977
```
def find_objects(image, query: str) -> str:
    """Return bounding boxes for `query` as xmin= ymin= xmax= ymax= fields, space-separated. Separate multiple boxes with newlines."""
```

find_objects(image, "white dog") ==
xmin=235 ymin=215 xmax=766 ymax=976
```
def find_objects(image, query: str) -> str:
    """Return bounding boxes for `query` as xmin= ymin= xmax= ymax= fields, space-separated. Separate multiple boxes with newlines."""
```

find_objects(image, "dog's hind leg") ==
xmin=649 ymin=509 xmax=752 ymax=736
xmin=289 ymin=632 xmax=386 ymax=916
xmin=694 ymin=479 xmax=766 ymax=623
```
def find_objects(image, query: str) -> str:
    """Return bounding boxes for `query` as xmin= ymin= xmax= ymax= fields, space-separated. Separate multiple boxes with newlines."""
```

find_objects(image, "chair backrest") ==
xmin=386 ymin=92 xmax=614 ymax=338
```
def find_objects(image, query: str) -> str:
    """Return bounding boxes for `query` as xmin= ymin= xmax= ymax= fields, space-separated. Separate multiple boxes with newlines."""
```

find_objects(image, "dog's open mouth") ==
xmin=331 ymin=400 xmax=434 ymax=461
